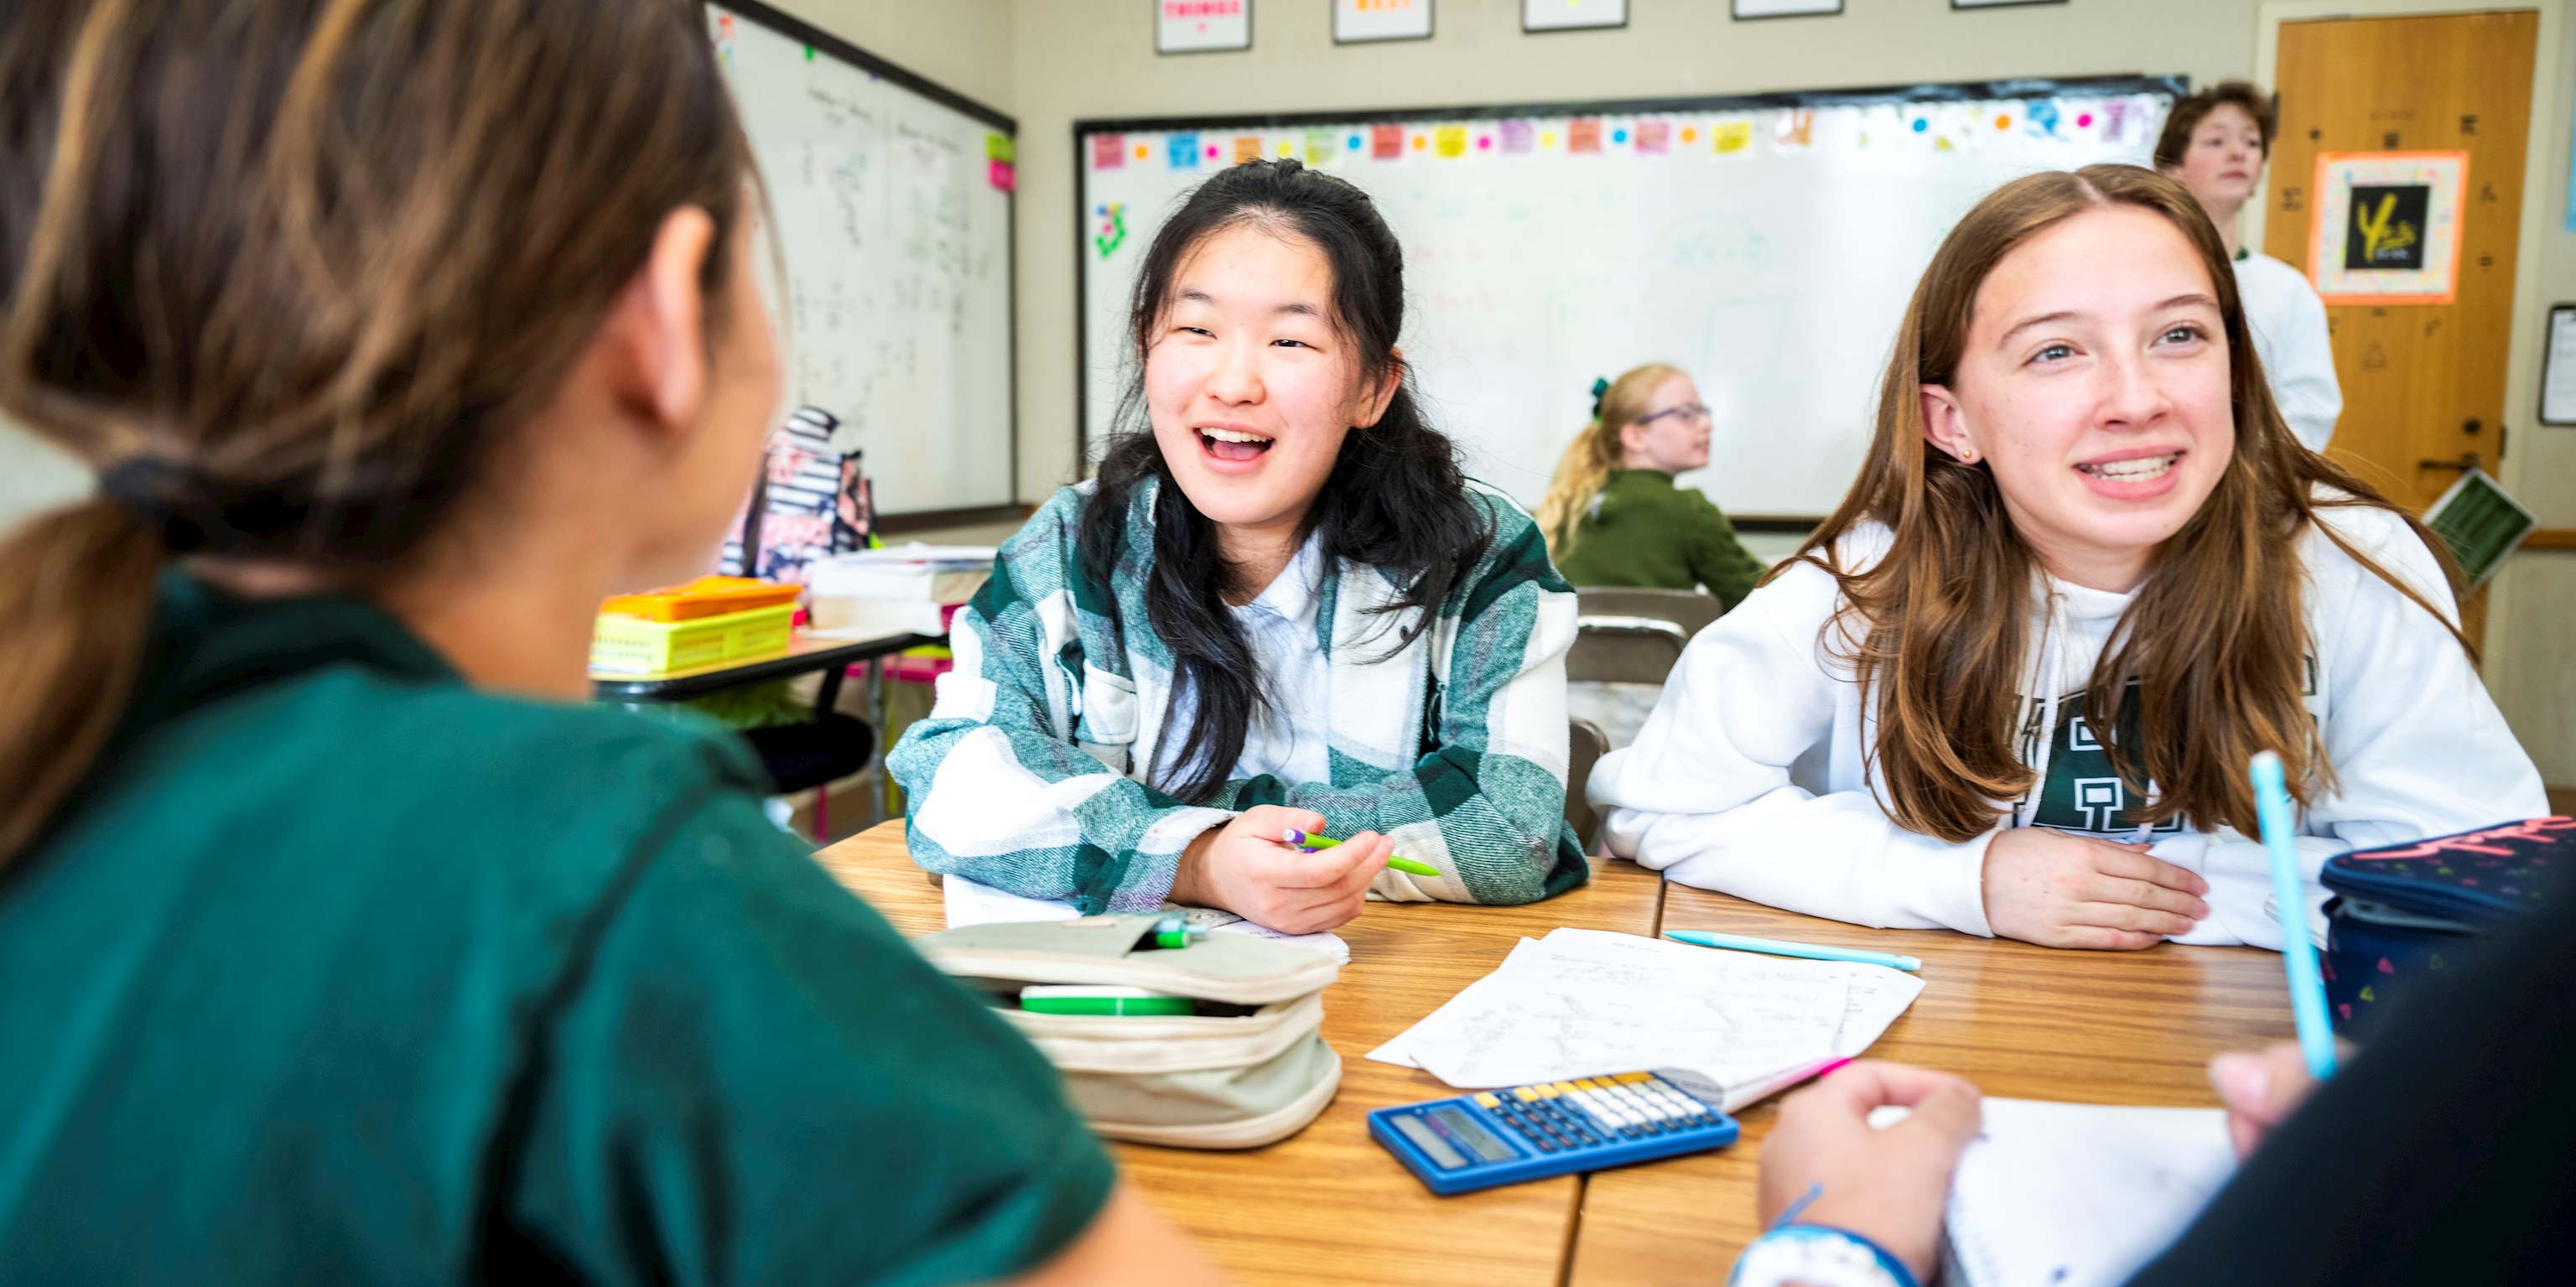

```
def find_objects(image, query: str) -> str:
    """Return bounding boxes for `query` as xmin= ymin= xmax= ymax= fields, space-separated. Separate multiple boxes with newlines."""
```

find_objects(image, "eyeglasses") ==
xmin=1635 ymin=402 xmax=1711 ymax=428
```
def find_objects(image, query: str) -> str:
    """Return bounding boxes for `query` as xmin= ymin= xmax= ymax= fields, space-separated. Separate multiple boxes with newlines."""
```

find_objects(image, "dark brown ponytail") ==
xmin=0 ymin=0 xmax=752 ymax=867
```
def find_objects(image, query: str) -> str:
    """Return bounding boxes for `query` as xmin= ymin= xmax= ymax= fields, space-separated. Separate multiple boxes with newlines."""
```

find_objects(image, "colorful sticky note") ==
xmin=1090 ymin=133 xmax=1126 ymax=170
xmin=988 ymin=158 xmax=1015 ymax=191
xmin=1435 ymin=125 xmax=1467 ymax=158
xmin=986 ymin=133 xmax=1016 ymax=163
xmin=1168 ymin=132 xmax=1200 ymax=169
xmin=1501 ymin=119 xmax=1535 ymax=153
xmin=1233 ymin=135 xmax=1263 ymax=164
xmin=1634 ymin=119 xmax=1670 ymax=154
xmin=1568 ymin=117 xmax=1602 ymax=153
xmin=1712 ymin=119 xmax=1753 ymax=154
xmin=1372 ymin=122 xmax=1403 ymax=159
xmin=1304 ymin=128 xmax=1339 ymax=165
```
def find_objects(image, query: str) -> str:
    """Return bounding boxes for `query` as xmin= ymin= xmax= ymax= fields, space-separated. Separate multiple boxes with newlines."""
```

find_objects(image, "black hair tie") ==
xmin=96 ymin=456 xmax=312 ymax=554
xmin=96 ymin=456 xmax=219 ymax=553
xmin=1589 ymin=376 xmax=1610 ymax=422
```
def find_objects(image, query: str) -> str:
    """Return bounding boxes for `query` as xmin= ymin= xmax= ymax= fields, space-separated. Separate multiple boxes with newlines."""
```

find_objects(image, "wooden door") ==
xmin=2267 ymin=9 xmax=2538 ymax=644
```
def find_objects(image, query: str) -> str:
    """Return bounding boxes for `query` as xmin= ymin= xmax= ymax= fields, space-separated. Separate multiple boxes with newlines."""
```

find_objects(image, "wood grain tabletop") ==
xmin=813 ymin=820 xmax=1668 ymax=1287
xmin=813 ymin=823 xmax=2301 ymax=1285
xmin=1564 ymin=882 xmax=2299 ymax=1286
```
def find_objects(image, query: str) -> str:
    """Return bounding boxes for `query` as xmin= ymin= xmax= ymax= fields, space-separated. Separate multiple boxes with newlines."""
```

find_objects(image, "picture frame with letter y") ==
xmin=2307 ymin=150 xmax=2469 ymax=305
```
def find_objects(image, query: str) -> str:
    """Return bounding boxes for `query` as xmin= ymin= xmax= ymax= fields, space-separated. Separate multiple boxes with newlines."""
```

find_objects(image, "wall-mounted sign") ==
xmin=1337 ymin=0 xmax=1432 ymax=43
xmin=2308 ymin=150 xmax=2468 ymax=305
xmin=1157 ymin=0 xmax=1251 ymax=54
xmin=1735 ymin=0 xmax=1841 ymax=17
xmin=1524 ymin=0 xmax=1624 ymax=33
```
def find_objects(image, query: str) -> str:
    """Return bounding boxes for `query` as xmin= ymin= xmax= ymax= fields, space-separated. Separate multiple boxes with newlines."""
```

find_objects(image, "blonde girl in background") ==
xmin=1535 ymin=364 xmax=1765 ymax=607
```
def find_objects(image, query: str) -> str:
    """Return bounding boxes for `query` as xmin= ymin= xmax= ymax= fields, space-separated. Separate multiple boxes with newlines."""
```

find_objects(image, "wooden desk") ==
xmin=814 ymin=821 xmax=1666 ymax=1287
xmin=1565 ymin=884 xmax=2300 ymax=1285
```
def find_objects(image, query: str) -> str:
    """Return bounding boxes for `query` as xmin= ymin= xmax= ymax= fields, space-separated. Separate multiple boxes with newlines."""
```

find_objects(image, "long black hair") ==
xmin=1078 ymin=159 xmax=1493 ymax=805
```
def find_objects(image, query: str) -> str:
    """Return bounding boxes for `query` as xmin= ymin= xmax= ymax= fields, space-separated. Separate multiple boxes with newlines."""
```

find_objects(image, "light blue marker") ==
xmin=1663 ymin=929 xmax=1919 ymax=973
xmin=2251 ymin=750 xmax=2337 ymax=1079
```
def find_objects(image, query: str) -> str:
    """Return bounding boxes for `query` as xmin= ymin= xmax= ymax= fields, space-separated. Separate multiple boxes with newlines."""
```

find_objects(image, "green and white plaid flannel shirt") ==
xmin=888 ymin=478 xmax=1592 ymax=912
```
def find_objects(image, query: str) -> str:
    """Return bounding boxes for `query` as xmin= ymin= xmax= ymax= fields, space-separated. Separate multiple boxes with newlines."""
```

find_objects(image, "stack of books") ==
xmin=807 ymin=543 xmax=995 ymax=640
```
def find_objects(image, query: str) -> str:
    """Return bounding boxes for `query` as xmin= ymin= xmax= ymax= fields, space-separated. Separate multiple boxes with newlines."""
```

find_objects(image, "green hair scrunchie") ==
xmin=1589 ymin=376 xmax=1611 ymax=422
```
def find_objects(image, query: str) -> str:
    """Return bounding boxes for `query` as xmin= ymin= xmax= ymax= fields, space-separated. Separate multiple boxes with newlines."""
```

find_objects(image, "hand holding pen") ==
xmin=1168 ymin=805 xmax=1392 ymax=935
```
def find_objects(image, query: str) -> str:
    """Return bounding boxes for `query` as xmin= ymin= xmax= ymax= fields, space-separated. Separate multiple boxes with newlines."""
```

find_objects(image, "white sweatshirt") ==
xmin=2235 ymin=251 xmax=2342 ymax=453
xmin=1588 ymin=503 xmax=2546 ymax=949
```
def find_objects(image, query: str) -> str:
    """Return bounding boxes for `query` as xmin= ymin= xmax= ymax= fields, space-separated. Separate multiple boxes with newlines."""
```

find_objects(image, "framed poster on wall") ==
xmin=1337 ymin=0 xmax=1432 ymax=43
xmin=1157 ymin=0 xmax=1250 ymax=54
xmin=2308 ymin=150 xmax=2468 ymax=305
xmin=1734 ymin=0 xmax=1840 ymax=16
xmin=1524 ymin=0 xmax=1623 ymax=32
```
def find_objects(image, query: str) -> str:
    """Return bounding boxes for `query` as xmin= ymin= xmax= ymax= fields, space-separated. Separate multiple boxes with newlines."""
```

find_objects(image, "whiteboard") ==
xmin=1078 ymin=80 xmax=2179 ymax=518
xmin=712 ymin=2 xmax=1014 ymax=516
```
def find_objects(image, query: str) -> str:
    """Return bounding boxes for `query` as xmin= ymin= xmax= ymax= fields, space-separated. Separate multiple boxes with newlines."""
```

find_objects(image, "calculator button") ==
xmin=1514 ymin=1087 xmax=1541 ymax=1102
xmin=1473 ymin=1092 xmax=1501 ymax=1109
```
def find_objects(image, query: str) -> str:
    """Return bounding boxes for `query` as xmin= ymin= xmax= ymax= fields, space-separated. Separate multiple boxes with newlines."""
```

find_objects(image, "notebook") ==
xmin=1870 ymin=1098 xmax=2236 ymax=1287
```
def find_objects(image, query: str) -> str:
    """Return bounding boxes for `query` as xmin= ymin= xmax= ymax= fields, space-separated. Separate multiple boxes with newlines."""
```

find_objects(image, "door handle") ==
xmin=2418 ymin=452 xmax=2481 ymax=472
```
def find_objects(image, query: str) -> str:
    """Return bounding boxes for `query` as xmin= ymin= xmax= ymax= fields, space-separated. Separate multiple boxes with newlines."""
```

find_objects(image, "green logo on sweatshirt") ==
xmin=2018 ymin=680 xmax=2184 ymax=836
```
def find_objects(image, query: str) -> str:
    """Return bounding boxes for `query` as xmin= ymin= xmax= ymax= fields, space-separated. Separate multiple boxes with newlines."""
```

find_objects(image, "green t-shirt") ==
xmin=0 ymin=575 xmax=1113 ymax=1284
xmin=1552 ymin=469 xmax=1765 ymax=608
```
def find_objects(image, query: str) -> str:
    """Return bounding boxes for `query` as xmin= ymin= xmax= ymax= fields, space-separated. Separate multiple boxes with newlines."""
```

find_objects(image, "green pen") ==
xmin=1021 ymin=985 xmax=1194 ymax=1016
xmin=1282 ymin=828 xmax=1441 ymax=878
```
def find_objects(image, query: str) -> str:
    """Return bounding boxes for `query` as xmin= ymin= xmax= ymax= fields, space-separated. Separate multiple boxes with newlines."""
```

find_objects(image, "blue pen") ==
xmin=2251 ymin=750 xmax=2337 ymax=1080
xmin=1664 ymin=929 xmax=1920 ymax=973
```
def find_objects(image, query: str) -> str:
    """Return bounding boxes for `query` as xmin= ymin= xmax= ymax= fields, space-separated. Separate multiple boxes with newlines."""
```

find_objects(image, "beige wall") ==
xmin=765 ymin=0 xmax=1016 ymax=114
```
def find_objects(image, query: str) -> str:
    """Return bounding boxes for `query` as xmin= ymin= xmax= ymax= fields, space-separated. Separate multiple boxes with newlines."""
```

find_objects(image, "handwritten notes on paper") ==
xmin=1368 ymin=928 xmax=1921 ymax=1104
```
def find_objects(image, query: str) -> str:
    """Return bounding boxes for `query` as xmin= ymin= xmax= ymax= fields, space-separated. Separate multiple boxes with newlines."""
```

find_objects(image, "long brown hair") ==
xmin=1535 ymin=362 xmax=1685 ymax=558
xmin=0 ymin=0 xmax=751 ymax=865
xmin=1792 ymin=164 xmax=2461 ymax=843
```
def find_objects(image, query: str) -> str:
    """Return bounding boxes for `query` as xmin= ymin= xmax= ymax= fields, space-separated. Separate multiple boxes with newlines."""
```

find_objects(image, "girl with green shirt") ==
xmin=1535 ymin=363 xmax=1767 ymax=608
xmin=0 ymin=2 xmax=1213 ymax=1284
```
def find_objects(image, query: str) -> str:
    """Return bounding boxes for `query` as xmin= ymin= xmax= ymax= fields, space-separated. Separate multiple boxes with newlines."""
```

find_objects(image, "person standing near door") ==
xmin=2158 ymin=81 xmax=2344 ymax=453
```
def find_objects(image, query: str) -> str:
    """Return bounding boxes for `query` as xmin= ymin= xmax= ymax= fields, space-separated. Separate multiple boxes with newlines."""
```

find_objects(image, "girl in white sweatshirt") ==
xmin=1588 ymin=164 xmax=2544 ymax=952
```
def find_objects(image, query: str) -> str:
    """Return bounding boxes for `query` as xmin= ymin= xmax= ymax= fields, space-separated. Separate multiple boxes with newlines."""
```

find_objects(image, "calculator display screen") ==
xmin=1392 ymin=1113 xmax=1467 ymax=1169
xmin=1428 ymin=1106 xmax=1516 ymax=1163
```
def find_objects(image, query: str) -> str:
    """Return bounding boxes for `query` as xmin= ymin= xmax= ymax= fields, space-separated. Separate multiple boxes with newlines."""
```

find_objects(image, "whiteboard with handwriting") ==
xmin=712 ymin=3 xmax=1014 ymax=515
xmin=1078 ymin=80 xmax=2176 ymax=517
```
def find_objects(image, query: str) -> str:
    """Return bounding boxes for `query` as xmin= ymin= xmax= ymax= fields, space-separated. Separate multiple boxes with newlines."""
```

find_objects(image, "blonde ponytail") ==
xmin=1533 ymin=363 xmax=1687 ymax=559
xmin=0 ymin=501 xmax=164 ymax=864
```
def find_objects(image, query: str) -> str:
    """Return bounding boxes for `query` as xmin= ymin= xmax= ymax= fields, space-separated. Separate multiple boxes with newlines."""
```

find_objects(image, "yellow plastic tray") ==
xmin=589 ymin=602 xmax=796 ymax=677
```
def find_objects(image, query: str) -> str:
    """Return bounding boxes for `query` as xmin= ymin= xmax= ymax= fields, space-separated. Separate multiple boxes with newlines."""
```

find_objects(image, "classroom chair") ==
xmin=1564 ymin=717 xmax=1609 ymax=854
xmin=1567 ymin=587 xmax=1721 ymax=685
xmin=742 ymin=662 xmax=876 ymax=840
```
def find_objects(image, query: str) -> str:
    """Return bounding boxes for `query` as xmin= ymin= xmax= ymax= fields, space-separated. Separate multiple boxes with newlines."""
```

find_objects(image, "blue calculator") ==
xmin=1368 ymin=1071 xmax=1740 ymax=1196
